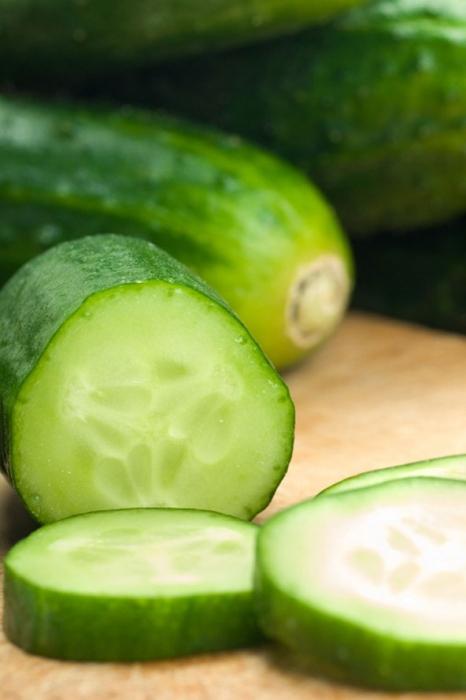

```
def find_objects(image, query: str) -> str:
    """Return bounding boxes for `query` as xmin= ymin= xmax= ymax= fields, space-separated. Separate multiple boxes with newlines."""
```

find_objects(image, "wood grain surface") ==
xmin=1 ymin=313 xmax=465 ymax=700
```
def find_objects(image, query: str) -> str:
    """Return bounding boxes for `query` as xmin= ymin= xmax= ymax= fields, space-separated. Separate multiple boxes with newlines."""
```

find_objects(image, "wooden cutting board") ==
xmin=1 ymin=313 xmax=465 ymax=700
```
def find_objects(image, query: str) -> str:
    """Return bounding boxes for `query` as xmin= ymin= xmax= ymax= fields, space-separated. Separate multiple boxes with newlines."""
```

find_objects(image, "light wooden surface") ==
xmin=1 ymin=313 xmax=465 ymax=700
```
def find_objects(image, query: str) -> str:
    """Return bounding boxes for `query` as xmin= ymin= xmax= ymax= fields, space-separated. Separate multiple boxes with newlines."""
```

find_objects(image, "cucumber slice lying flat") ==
xmin=0 ymin=234 xmax=294 ymax=523
xmin=257 ymin=478 xmax=466 ymax=690
xmin=320 ymin=454 xmax=466 ymax=496
xmin=4 ymin=508 xmax=260 ymax=660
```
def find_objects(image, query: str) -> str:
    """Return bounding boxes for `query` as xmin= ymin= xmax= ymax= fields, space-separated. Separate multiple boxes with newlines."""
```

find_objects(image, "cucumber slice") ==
xmin=0 ymin=235 xmax=294 ymax=523
xmin=320 ymin=454 xmax=466 ymax=496
xmin=257 ymin=478 xmax=466 ymax=690
xmin=4 ymin=508 xmax=260 ymax=660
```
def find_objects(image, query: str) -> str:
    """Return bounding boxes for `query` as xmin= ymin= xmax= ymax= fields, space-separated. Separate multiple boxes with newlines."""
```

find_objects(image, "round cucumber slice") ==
xmin=4 ymin=508 xmax=261 ymax=661
xmin=320 ymin=454 xmax=466 ymax=497
xmin=0 ymin=235 xmax=294 ymax=523
xmin=257 ymin=478 xmax=466 ymax=690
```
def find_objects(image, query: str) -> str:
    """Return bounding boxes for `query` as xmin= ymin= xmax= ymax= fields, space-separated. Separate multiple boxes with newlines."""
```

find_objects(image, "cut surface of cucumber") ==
xmin=0 ymin=235 xmax=294 ymax=523
xmin=4 ymin=508 xmax=260 ymax=660
xmin=320 ymin=454 xmax=466 ymax=496
xmin=257 ymin=478 xmax=466 ymax=690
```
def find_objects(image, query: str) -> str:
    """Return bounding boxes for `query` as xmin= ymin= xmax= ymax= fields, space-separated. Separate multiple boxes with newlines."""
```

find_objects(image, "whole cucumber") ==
xmin=0 ymin=0 xmax=364 ymax=85
xmin=0 ymin=96 xmax=353 ymax=369
xmin=140 ymin=0 xmax=466 ymax=235
xmin=352 ymin=221 xmax=466 ymax=334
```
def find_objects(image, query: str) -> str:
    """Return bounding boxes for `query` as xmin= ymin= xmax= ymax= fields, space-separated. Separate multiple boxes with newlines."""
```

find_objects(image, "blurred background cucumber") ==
xmin=0 ymin=0 xmax=364 ymax=86
xmin=125 ymin=0 xmax=466 ymax=236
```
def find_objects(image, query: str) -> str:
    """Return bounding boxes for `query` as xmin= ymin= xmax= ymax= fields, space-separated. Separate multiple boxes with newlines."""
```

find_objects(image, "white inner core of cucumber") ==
xmin=13 ymin=282 xmax=290 ymax=522
xmin=321 ymin=492 xmax=466 ymax=637
xmin=8 ymin=510 xmax=256 ymax=595
xmin=272 ymin=483 xmax=466 ymax=640
xmin=286 ymin=255 xmax=351 ymax=349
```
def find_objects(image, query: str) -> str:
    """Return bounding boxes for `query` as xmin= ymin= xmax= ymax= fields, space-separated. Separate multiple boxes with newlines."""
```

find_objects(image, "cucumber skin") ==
xmin=5 ymin=575 xmax=261 ymax=661
xmin=0 ymin=0 xmax=364 ymax=85
xmin=142 ymin=0 xmax=466 ymax=235
xmin=256 ymin=485 xmax=466 ymax=691
xmin=0 ymin=235 xmax=294 ymax=515
xmin=0 ymin=95 xmax=353 ymax=368
xmin=4 ymin=510 xmax=262 ymax=661
xmin=319 ymin=454 xmax=466 ymax=496
xmin=352 ymin=222 xmax=466 ymax=334
xmin=5 ymin=573 xmax=261 ymax=660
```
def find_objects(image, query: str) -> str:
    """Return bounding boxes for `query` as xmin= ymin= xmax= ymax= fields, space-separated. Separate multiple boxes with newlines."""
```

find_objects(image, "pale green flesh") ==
xmin=322 ymin=455 xmax=466 ymax=496
xmin=266 ymin=479 xmax=466 ymax=641
xmin=6 ymin=509 xmax=256 ymax=597
xmin=13 ymin=282 xmax=290 ymax=523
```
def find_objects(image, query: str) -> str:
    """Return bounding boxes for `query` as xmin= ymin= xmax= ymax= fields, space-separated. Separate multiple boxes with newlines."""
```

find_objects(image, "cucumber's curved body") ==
xmin=145 ymin=0 xmax=466 ymax=234
xmin=352 ymin=222 xmax=466 ymax=334
xmin=4 ymin=509 xmax=261 ymax=660
xmin=0 ymin=235 xmax=294 ymax=523
xmin=0 ymin=0 xmax=364 ymax=86
xmin=0 ymin=96 xmax=352 ymax=369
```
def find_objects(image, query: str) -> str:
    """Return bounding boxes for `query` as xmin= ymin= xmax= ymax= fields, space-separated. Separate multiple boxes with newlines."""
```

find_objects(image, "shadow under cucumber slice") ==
xmin=4 ymin=508 xmax=261 ymax=661
xmin=0 ymin=234 xmax=294 ymax=523
xmin=319 ymin=454 xmax=466 ymax=496
xmin=257 ymin=478 xmax=466 ymax=691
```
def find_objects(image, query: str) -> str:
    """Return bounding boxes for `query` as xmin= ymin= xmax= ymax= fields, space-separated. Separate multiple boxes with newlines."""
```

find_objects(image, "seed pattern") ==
xmin=65 ymin=362 xmax=243 ymax=507
xmin=48 ymin=526 xmax=249 ymax=586
xmin=347 ymin=510 xmax=466 ymax=608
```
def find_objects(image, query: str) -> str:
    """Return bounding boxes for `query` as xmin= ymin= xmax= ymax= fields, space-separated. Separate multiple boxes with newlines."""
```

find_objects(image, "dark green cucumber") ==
xmin=257 ymin=478 xmax=466 ymax=690
xmin=142 ymin=0 xmax=466 ymax=234
xmin=0 ymin=235 xmax=294 ymax=523
xmin=4 ymin=509 xmax=261 ymax=660
xmin=0 ymin=96 xmax=353 ymax=369
xmin=0 ymin=0 xmax=365 ymax=87
xmin=319 ymin=454 xmax=466 ymax=496
xmin=352 ymin=221 xmax=466 ymax=334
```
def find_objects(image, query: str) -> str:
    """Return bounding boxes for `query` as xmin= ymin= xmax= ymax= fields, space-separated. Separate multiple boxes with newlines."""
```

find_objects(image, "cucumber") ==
xmin=4 ymin=508 xmax=260 ymax=660
xmin=320 ymin=454 xmax=466 ymax=496
xmin=0 ymin=0 xmax=365 ymax=87
xmin=0 ymin=235 xmax=294 ymax=524
xmin=0 ymin=95 xmax=353 ymax=369
xmin=142 ymin=0 xmax=466 ymax=234
xmin=257 ymin=478 xmax=466 ymax=690
xmin=352 ymin=222 xmax=466 ymax=333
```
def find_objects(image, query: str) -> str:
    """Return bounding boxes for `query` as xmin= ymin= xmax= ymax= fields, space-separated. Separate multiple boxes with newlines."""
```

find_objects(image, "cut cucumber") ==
xmin=4 ymin=508 xmax=260 ymax=660
xmin=257 ymin=478 xmax=466 ymax=690
xmin=0 ymin=235 xmax=294 ymax=523
xmin=320 ymin=454 xmax=466 ymax=496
